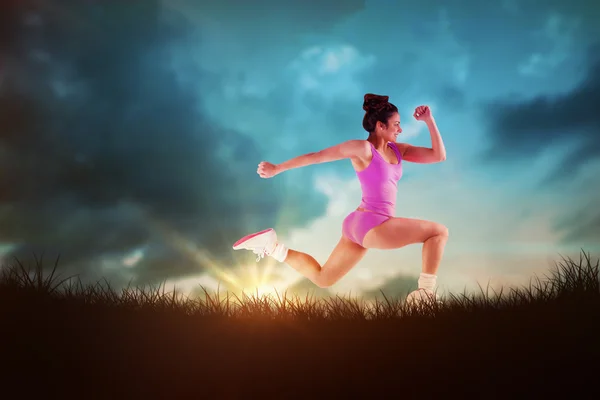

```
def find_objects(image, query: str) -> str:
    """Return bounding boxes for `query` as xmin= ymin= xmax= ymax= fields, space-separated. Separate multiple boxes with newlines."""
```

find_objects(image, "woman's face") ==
xmin=377 ymin=112 xmax=402 ymax=142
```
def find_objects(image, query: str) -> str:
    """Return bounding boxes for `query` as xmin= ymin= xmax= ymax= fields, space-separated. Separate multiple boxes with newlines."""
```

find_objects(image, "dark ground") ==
xmin=1 ymin=291 xmax=598 ymax=399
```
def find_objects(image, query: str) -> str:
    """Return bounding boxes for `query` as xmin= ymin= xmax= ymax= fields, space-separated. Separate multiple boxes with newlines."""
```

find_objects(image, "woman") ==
xmin=233 ymin=94 xmax=448 ymax=304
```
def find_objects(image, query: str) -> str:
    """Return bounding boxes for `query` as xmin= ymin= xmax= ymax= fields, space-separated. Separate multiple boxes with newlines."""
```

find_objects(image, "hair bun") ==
xmin=363 ymin=93 xmax=390 ymax=112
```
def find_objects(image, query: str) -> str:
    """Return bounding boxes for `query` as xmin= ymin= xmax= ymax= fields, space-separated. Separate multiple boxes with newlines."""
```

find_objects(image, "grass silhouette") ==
xmin=1 ymin=250 xmax=599 ymax=398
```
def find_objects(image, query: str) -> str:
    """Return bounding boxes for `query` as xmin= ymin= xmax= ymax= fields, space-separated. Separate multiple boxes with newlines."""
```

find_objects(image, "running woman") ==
xmin=233 ymin=94 xmax=448 ymax=303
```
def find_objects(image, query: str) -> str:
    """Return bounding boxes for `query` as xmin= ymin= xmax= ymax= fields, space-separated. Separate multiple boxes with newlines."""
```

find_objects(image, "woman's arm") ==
xmin=396 ymin=109 xmax=446 ymax=164
xmin=275 ymin=140 xmax=368 ymax=174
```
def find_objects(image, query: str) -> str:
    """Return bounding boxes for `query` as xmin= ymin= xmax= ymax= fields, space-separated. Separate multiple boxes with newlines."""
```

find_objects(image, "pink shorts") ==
xmin=342 ymin=210 xmax=392 ymax=247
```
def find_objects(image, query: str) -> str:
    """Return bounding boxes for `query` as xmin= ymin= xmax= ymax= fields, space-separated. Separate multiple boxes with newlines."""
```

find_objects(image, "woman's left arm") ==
xmin=396 ymin=106 xmax=446 ymax=164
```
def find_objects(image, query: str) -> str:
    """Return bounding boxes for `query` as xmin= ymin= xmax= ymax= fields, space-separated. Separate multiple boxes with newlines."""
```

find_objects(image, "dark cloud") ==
xmin=552 ymin=196 xmax=600 ymax=245
xmin=166 ymin=0 xmax=367 ymax=75
xmin=438 ymin=86 xmax=467 ymax=110
xmin=0 ymin=1 xmax=328 ymax=286
xmin=480 ymin=44 xmax=600 ymax=171
xmin=170 ymin=0 xmax=365 ymax=26
xmin=480 ymin=44 xmax=600 ymax=245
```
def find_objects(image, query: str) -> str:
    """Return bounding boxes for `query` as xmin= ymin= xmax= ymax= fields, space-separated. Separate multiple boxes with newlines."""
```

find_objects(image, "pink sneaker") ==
xmin=232 ymin=228 xmax=278 ymax=262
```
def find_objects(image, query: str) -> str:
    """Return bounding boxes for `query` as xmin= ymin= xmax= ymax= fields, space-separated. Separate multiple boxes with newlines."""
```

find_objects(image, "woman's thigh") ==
xmin=318 ymin=235 xmax=368 ymax=287
xmin=362 ymin=216 xmax=448 ymax=250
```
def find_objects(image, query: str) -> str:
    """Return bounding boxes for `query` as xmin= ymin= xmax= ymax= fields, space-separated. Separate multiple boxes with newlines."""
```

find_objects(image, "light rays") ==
xmin=143 ymin=213 xmax=294 ymax=298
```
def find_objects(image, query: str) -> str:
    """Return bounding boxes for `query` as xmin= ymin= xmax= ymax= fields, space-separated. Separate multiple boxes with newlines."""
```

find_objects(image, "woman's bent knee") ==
xmin=427 ymin=223 xmax=448 ymax=241
xmin=438 ymin=224 xmax=449 ymax=238
xmin=315 ymin=276 xmax=335 ymax=288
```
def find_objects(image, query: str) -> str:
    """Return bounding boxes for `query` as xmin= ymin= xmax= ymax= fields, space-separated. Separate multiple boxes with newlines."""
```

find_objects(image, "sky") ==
xmin=1 ymin=0 xmax=599 ymax=302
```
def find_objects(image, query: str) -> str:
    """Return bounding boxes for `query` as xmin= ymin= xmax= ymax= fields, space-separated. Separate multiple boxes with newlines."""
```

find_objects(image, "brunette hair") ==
xmin=362 ymin=93 xmax=398 ymax=133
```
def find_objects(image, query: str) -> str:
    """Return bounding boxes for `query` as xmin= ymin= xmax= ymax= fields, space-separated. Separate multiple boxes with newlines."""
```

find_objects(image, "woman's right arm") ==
xmin=276 ymin=140 xmax=369 ymax=174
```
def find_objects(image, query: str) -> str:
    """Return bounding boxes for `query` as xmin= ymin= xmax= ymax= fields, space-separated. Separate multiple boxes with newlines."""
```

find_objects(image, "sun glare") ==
xmin=144 ymin=216 xmax=286 ymax=297
xmin=139 ymin=167 xmax=307 ymax=298
xmin=241 ymin=283 xmax=281 ymax=299
xmin=235 ymin=258 xmax=284 ymax=299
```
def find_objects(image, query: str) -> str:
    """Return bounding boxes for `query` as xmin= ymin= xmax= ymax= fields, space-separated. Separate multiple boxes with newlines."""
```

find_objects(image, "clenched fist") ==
xmin=413 ymin=105 xmax=432 ymax=122
xmin=257 ymin=161 xmax=279 ymax=179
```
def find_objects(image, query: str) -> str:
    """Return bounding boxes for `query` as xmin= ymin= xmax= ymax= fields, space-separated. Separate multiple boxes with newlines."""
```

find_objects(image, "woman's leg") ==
xmin=284 ymin=235 xmax=368 ymax=288
xmin=362 ymin=216 xmax=449 ymax=276
xmin=233 ymin=228 xmax=367 ymax=288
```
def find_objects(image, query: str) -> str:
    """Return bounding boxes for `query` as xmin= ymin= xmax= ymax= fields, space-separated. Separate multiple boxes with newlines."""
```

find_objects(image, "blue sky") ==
xmin=1 ymin=0 xmax=598 ymax=300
